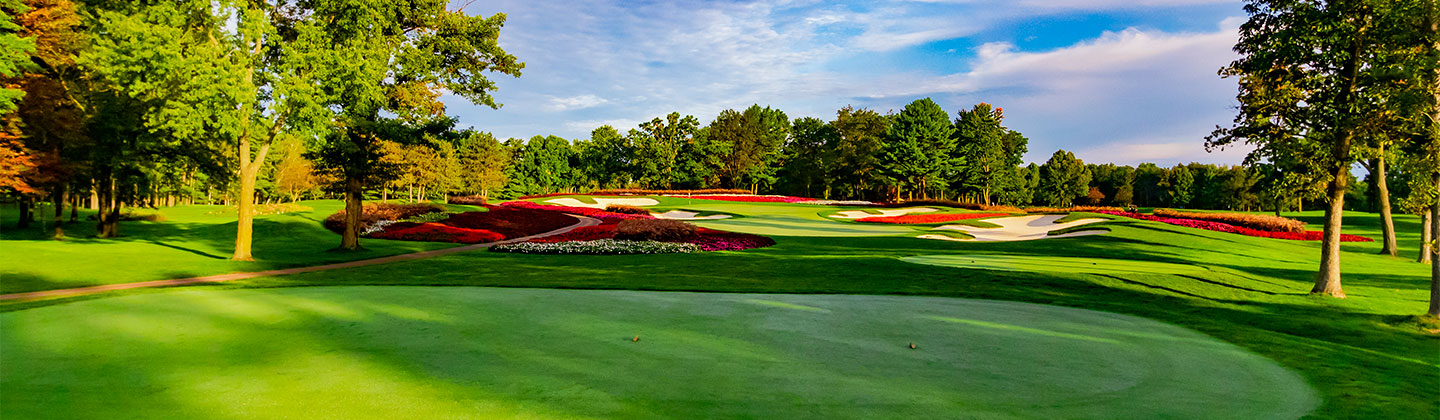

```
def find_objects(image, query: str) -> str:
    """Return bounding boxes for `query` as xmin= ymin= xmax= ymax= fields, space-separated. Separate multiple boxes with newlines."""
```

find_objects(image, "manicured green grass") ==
xmin=2 ymin=198 xmax=1436 ymax=418
xmin=1 ymin=286 xmax=1317 ymax=419
xmin=0 ymin=201 xmax=471 ymax=294
xmin=902 ymin=254 xmax=1208 ymax=275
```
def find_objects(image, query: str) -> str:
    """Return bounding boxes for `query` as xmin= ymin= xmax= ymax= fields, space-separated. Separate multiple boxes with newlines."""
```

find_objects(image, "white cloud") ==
xmin=545 ymin=94 xmax=609 ymax=112
xmin=446 ymin=0 xmax=1251 ymax=165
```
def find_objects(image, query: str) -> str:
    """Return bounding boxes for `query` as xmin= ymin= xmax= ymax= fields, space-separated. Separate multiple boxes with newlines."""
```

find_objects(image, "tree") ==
xmin=1170 ymin=164 xmax=1195 ymax=208
xmin=574 ymin=125 xmax=631 ymax=189
xmin=1208 ymin=0 xmax=1406 ymax=297
xmin=953 ymin=103 xmax=1006 ymax=203
xmin=778 ymin=117 xmax=834 ymax=197
xmin=631 ymin=112 xmax=699 ymax=189
xmin=297 ymin=1 xmax=522 ymax=250
xmin=827 ymin=106 xmax=889 ymax=200
xmin=272 ymin=140 xmax=315 ymax=203
xmin=1039 ymin=150 xmax=1089 ymax=206
xmin=881 ymin=98 xmax=954 ymax=199
xmin=0 ymin=0 xmax=34 ymax=114
xmin=456 ymin=130 xmax=510 ymax=198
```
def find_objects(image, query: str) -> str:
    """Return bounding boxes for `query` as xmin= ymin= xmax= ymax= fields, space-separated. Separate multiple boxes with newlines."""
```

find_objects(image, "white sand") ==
xmin=544 ymin=198 xmax=660 ymax=209
xmin=920 ymin=214 xmax=1109 ymax=242
xmin=651 ymin=210 xmax=733 ymax=220
xmin=828 ymin=207 xmax=937 ymax=219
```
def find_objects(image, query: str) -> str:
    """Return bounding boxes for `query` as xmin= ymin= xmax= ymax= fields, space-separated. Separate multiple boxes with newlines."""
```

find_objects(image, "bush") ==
xmin=449 ymin=195 xmax=487 ymax=206
xmin=323 ymin=203 xmax=445 ymax=233
xmin=402 ymin=212 xmax=452 ymax=223
xmin=1152 ymin=208 xmax=1306 ymax=233
xmin=589 ymin=188 xmax=750 ymax=196
xmin=614 ymin=218 xmax=698 ymax=241
xmin=1023 ymin=206 xmax=1125 ymax=214
xmin=492 ymin=239 xmax=700 ymax=255
xmin=442 ymin=206 xmax=578 ymax=239
xmin=605 ymin=204 xmax=651 ymax=215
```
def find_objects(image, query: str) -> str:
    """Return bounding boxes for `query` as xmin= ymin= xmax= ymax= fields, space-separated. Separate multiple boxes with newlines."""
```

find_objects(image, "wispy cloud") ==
xmin=446 ymin=0 xmax=1249 ymax=164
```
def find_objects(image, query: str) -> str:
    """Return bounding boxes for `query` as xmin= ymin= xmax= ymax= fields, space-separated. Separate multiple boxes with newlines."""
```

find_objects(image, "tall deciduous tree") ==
xmin=953 ymin=103 xmax=1006 ymax=203
xmin=298 ymin=0 xmax=522 ymax=250
xmin=632 ymin=112 xmax=699 ymax=189
xmin=1209 ymin=0 xmax=1405 ymax=297
xmin=456 ymin=130 xmax=510 ymax=198
xmin=881 ymin=98 xmax=954 ymax=199
xmin=1039 ymin=150 xmax=1089 ymax=206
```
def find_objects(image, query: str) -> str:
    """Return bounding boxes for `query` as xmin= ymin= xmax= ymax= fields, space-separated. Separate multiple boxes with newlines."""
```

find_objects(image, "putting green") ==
xmin=0 ymin=287 xmax=1315 ymax=419
xmin=903 ymin=254 xmax=1208 ymax=275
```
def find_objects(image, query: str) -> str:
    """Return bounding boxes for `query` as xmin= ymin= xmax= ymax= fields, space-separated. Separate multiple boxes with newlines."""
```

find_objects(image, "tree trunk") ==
xmin=1421 ymin=212 xmax=1432 ymax=264
xmin=231 ymin=135 xmax=270 ymax=261
xmin=1430 ymin=173 xmax=1440 ymax=316
xmin=339 ymin=175 xmax=363 ymax=250
xmin=69 ymin=193 xmax=78 ymax=222
xmin=1374 ymin=150 xmax=1398 ymax=256
xmin=16 ymin=196 xmax=30 ymax=228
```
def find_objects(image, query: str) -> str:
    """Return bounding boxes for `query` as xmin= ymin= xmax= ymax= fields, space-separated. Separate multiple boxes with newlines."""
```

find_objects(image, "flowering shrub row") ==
xmin=591 ymin=188 xmax=751 ymax=196
xmin=1096 ymin=211 xmax=1372 ymax=242
xmin=691 ymin=228 xmax=777 ymax=251
xmin=523 ymin=224 xmax=773 ymax=251
xmin=501 ymin=200 xmax=650 ymax=224
xmin=1152 ymin=208 xmax=1306 ymax=233
xmin=323 ymin=203 xmax=446 ymax=232
xmin=492 ymin=239 xmax=700 ymax=255
xmin=856 ymin=213 xmax=1010 ymax=224
xmin=441 ymin=206 xmax=577 ymax=239
xmin=530 ymin=225 xmax=618 ymax=243
xmin=675 ymin=195 xmax=816 ymax=203
xmin=448 ymin=195 xmax=488 ymax=206
xmin=369 ymin=222 xmax=505 ymax=244
xmin=1022 ymin=206 xmax=1125 ymax=214
xmin=604 ymin=204 xmax=652 ymax=215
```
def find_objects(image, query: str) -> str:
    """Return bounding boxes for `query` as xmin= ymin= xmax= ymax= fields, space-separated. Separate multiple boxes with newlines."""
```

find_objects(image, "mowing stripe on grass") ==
xmin=901 ymin=254 xmax=1206 ymax=275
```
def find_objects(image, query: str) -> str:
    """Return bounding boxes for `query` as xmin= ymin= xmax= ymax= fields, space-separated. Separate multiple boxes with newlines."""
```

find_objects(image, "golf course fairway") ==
xmin=1 ymin=286 xmax=1317 ymax=419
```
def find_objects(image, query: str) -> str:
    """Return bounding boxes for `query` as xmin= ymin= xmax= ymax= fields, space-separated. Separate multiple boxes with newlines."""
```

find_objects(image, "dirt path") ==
xmin=0 ymin=215 xmax=602 ymax=302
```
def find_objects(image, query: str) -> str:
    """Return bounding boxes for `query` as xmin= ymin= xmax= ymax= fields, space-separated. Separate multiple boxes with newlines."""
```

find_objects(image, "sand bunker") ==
xmin=919 ymin=214 xmax=1108 ymax=242
xmin=651 ymin=210 xmax=732 ymax=220
xmin=828 ymin=207 xmax=937 ymax=219
xmin=545 ymin=197 xmax=660 ymax=209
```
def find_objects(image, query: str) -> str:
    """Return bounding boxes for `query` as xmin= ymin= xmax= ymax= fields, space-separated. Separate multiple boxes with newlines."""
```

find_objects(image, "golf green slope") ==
xmin=1 ymin=286 xmax=1317 ymax=419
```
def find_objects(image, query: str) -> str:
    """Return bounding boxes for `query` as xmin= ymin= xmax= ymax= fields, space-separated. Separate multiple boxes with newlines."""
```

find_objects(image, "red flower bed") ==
xmin=856 ymin=213 xmax=1009 ymax=224
xmin=679 ymin=195 xmax=815 ymax=203
xmin=522 ymin=224 xmax=773 ymax=251
xmin=690 ymin=228 xmax=776 ymax=251
xmin=441 ymin=206 xmax=577 ymax=239
xmin=501 ymin=200 xmax=651 ymax=224
xmin=529 ymin=225 xmax=618 ymax=243
xmin=1097 ymin=211 xmax=1372 ymax=242
xmin=370 ymin=222 xmax=504 ymax=244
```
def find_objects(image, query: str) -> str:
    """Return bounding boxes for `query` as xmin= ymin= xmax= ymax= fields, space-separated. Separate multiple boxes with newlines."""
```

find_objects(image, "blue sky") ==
xmin=444 ymin=0 xmax=1254 ymax=166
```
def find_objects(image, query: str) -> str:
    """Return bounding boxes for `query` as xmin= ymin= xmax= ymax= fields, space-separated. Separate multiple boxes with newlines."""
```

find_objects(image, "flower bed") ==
xmin=501 ymin=200 xmax=650 ymax=224
xmin=1096 ymin=211 xmax=1372 ymax=242
xmin=521 ymin=223 xmax=772 ymax=252
xmin=674 ymin=195 xmax=815 ymax=203
xmin=1152 ymin=208 xmax=1305 ymax=233
xmin=448 ymin=195 xmax=488 ymax=206
xmin=492 ymin=239 xmax=700 ymax=255
xmin=856 ymin=213 xmax=1010 ymax=224
xmin=440 ymin=206 xmax=577 ymax=239
xmin=691 ymin=228 xmax=777 ymax=251
xmin=323 ymin=203 xmax=446 ymax=233
xmin=369 ymin=222 xmax=504 ymax=244
xmin=529 ymin=225 xmax=618 ymax=243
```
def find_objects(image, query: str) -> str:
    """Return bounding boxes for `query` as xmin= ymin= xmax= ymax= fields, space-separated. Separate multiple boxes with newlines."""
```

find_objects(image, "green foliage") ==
xmin=1039 ymin=150 xmax=1089 ymax=206
xmin=881 ymin=98 xmax=955 ymax=198
xmin=631 ymin=112 xmax=700 ymax=189
xmin=0 ymin=0 xmax=35 ymax=114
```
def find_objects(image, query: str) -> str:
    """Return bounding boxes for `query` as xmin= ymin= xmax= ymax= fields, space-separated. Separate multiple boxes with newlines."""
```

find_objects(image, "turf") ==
xmin=0 ymin=201 xmax=469 ymax=294
xmin=902 ymin=254 xmax=1207 ymax=275
xmin=2 ymin=199 xmax=1436 ymax=419
xmin=0 ymin=286 xmax=1318 ymax=420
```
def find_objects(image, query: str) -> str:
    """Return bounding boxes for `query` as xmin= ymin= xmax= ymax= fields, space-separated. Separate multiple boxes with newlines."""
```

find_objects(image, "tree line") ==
xmin=2 ymin=0 xmax=1438 ymax=314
